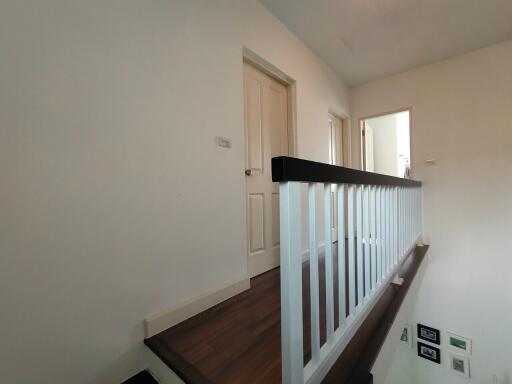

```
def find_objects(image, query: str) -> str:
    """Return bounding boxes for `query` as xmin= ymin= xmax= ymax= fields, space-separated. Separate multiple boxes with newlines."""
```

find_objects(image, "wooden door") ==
xmin=244 ymin=62 xmax=289 ymax=277
xmin=329 ymin=114 xmax=343 ymax=242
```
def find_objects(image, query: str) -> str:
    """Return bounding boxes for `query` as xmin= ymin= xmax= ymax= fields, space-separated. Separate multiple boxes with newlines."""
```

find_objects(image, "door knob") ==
xmin=245 ymin=169 xmax=252 ymax=176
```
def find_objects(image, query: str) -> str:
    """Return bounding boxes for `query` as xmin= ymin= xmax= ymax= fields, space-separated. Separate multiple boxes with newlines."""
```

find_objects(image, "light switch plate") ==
xmin=216 ymin=136 xmax=232 ymax=148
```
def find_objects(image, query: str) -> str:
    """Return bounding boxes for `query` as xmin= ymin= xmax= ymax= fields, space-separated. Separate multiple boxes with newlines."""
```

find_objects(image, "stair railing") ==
xmin=273 ymin=156 xmax=423 ymax=384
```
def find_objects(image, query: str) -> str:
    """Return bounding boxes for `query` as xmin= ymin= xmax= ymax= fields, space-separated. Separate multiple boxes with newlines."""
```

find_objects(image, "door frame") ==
xmin=242 ymin=50 xmax=297 ymax=277
xmin=359 ymin=107 xmax=412 ymax=173
xmin=328 ymin=111 xmax=349 ymax=167
xmin=329 ymin=110 xmax=351 ymax=168
xmin=243 ymin=49 xmax=297 ymax=157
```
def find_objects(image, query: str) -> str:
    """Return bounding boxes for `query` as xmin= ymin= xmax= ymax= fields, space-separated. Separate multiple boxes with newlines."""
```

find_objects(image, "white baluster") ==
xmin=392 ymin=188 xmax=396 ymax=265
xmin=390 ymin=187 xmax=394 ymax=267
xmin=413 ymin=188 xmax=417 ymax=240
xmin=363 ymin=186 xmax=370 ymax=298
xmin=348 ymin=185 xmax=356 ymax=315
xmin=400 ymin=188 xmax=404 ymax=258
xmin=393 ymin=187 xmax=400 ymax=265
xmin=410 ymin=188 xmax=413 ymax=245
xmin=391 ymin=187 xmax=395 ymax=266
xmin=393 ymin=187 xmax=398 ymax=266
xmin=391 ymin=188 xmax=394 ymax=268
xmin=356 ymin=185 xmax=363 ymax=306
xmin=417 ymin=189 xmax=420 ymax=239
xmin=386 ymin=187 xmax=391 ymax=276
xmin=417 ymin=189 xmax=421 ymax=240
xmin=388 ymin=188 xmax=392 ymax=271
xmin=419 ymin=188 xmax=422 ymax=239
xmin=400 ymin=188 xmax=403 ymax=259
xmin=404 ymin=188 xmax=408 ymax=248
xmin=411 ymin=189 xmax=414 ymax=244
xmin=406 ymin=189 xmax=409 ymax=250
xmin=279 ymin=181 xmax=304 ymax=384
xmin=337 ymin=184 xmax=346 ymax=327
xmin=370 ymin=186 xmax=377 ymax=291
xmin=324 ymin=184 xmax=334 ymax=341
xmin=376 ymin=186 xmax=382 ymax=284
xmin=383 ymin=187 xmax=389 ymax=276
xmin=397 ymin=188 xmax=401 ymax=261
xmin=308 ymin=183 xmax=320 ymax=363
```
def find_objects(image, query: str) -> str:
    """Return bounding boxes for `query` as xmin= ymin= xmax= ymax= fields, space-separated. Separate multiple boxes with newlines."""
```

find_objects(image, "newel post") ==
xmin=279 ymin=181 xmax=304 ymax=384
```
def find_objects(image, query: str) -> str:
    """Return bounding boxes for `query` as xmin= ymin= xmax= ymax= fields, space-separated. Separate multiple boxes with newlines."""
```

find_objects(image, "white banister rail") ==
xmin=273 ymin=157 xmax=423 ymax=384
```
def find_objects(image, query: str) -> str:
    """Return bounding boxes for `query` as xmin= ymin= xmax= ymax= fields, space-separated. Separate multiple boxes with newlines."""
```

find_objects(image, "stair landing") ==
xmin=145 ymin=251 xmax=341 ymax=383
xmin=145 ymin=245 xmax=428 ymax=384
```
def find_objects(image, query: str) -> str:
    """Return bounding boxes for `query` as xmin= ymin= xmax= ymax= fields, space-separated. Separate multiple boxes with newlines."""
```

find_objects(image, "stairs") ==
xmin=144 ymin=245 xmax=428 ymax=384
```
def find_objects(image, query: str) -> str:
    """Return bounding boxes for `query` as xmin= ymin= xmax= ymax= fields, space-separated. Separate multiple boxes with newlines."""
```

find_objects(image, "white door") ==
xmin=364 ymin=122 xmax=375 ymax=172
xmin=244 ymin=62 xmax=289 ymax=277
xmin=329 ymin=114 xmax=343 ymax=168
xmin=329 ymin=114 xmax=343 ymax=242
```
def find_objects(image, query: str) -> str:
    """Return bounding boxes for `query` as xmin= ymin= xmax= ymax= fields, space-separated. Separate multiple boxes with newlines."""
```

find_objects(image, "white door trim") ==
xmin=359 ymin=107 xmax=412 ymax=172
xmin=243 ymin=48 xmax=297 ymax=156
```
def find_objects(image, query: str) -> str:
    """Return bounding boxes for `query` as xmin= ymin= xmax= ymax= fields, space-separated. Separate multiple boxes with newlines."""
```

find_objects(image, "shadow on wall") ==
xmin=494 ymin=373 xmax=511 ymax=384
xmin=371 ymin=255 xmax=428 ymax=384
xmin=85 ymin=325 xmax=146 ymax=384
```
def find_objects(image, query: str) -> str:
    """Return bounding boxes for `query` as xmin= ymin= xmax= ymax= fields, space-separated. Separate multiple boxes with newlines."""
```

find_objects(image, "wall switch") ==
xmin=425 ymin=158 xmax=436 ymax=166
xmin=216 ymin=136 xmax=232 ymax=148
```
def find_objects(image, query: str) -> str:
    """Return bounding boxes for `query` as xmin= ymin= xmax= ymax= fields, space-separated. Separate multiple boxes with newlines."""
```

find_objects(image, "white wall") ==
xmin=366 ymin=114 xmax=398 ymax=176
xmin=0 ymin=1 xmax=349 ymax=383
xmin=371 ymin=254 xmax=428 ymax=384
xmin=351 ymin=41 xmax=512 ymax=384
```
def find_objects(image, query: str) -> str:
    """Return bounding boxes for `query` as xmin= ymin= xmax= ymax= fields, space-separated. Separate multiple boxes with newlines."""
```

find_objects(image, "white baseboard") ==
xmin=144 ymin=275 xmax=251 ymax=338
xmin=302 ymin=243 xmax=326 ymax=262
xmin=145 ymin=241 xmax=333 ymax=338
xmin=248 ymin=252 xmax=280 ymax=277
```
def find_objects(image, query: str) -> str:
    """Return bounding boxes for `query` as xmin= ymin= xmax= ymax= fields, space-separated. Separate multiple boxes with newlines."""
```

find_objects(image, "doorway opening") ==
xmin=327 ymin=113 xmax=348 ymax=242
xmin=328 ymin=113 xmax=343 ymax=167
xmin=361 ymin=110 xmax=411 ymax=178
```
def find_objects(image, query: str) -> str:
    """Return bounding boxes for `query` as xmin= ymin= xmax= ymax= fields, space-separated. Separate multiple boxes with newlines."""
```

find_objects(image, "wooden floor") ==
xmin=145 ymin=245 xmax=428 ymax=384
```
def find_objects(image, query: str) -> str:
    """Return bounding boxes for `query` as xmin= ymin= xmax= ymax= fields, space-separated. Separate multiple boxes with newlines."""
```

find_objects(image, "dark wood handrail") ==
xmin=272 ymin=156 xmax=422 ymax=187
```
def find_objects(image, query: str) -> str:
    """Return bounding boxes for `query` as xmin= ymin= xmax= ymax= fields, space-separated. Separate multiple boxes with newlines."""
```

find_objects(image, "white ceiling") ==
xmin=260 ymin=0 xmax=512 ymax=86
